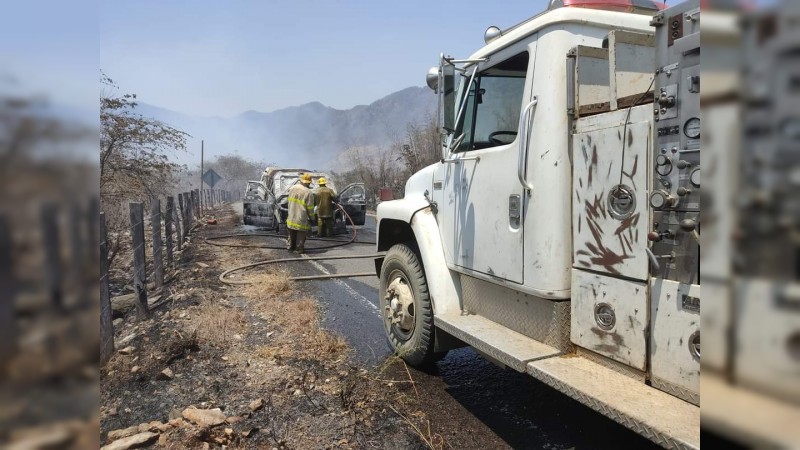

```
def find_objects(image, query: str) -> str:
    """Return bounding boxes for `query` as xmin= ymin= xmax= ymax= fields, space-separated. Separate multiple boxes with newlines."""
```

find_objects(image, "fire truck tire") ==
xmin=380 ymin=243 xmax=445 ymax=366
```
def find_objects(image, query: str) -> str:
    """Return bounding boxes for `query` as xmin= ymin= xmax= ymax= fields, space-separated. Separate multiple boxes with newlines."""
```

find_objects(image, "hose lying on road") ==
xmin=219 ymin=253 xmax=383 ymax=285
xmin=210 ymin=203 xmax=382 ymax=285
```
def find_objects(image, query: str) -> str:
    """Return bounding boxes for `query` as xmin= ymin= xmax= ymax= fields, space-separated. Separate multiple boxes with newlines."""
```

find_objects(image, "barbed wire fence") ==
xmin=97 ymin=188 xmax=233 ymax=364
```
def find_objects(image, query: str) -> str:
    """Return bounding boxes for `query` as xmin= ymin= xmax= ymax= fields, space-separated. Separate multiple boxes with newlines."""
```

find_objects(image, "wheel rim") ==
xmin=384 ymin=269 xmax=416 ymax=341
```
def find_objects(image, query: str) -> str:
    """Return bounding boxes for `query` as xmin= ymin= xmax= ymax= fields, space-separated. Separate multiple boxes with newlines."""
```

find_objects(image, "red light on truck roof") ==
xmin=553 ymin=0 xmax=666 ymax=13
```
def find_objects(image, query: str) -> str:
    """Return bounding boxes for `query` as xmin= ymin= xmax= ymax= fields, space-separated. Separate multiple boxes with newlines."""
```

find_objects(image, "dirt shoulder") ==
xmin=100 ymin=205 xmax=450 ymax=449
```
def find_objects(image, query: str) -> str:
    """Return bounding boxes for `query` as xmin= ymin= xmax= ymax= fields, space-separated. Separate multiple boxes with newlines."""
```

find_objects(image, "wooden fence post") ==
xmin=178 ymin=193 xmax=186 ymax=243
xmin=129 ymin=202 xmax=149 ymax=319
xmin=187 ymin=192 xmax=194 ymax=227
xmin=0 ymin=216 xmax=16 ymax=374
xmin=151 ymin=199 xmax=164 ymax=291
xmin=41 ymin=203 xmax=62 ymax=309
xmin=189 ymin=190 xmax=194 ymax=221
xmin=172 ymin=196 xmax=182 ymax=252
xmin=99 ymin=212 xmax=114 ymax=364
xmin=183 ymin=192 xmax=190 ymax=229
xmin=165 ymin=197 xmax=175 ymax=267
xmin=194 ymin=189 xmax=200 ymax=218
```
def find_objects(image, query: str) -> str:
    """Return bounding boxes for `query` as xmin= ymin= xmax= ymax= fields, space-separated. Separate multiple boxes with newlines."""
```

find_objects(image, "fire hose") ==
xmin=207 ymin=203 xmax=383 ymax=285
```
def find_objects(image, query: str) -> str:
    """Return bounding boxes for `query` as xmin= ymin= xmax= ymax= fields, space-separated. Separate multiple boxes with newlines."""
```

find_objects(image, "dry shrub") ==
xmin=310 ymin=330 xmax=349 ymax=358
xmin=244 ymin=290 xmax=349 ymax=361
xmin=241 ymin=270 xmax=348 ymax=361
xmin=192 ymin=301 xmax=246 ymax=346
xmin=255 ymin=345 xmax=292 ymax=360
xmin=240 ymin=270 xmax=292 ymax=301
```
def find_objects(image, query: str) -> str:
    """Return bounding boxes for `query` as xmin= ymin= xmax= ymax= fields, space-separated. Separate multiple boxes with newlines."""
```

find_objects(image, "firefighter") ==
xmin=314 ymin=177 xmax=338 ymax=237
xmin=286 ymin=173 xmax=315 ymax=254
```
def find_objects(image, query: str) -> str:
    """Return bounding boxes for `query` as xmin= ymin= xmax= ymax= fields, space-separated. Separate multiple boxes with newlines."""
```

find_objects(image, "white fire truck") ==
xmin=375 ymin=0 xmax=700 ymax=448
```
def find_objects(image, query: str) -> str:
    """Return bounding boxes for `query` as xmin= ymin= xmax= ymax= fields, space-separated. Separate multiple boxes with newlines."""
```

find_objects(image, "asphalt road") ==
xmin=280 ymin=214 xmax=663 ymax=450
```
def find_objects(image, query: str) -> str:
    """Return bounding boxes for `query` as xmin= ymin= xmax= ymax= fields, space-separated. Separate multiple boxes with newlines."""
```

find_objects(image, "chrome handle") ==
xmin=517 ymin=97 xmax=538 ymax=191
xmin=509 ymin=194 xmax=521 ymax=228
xmin=646 ymin=248 xmax=676 ymax=273
xmin=645 ymin=247 xmax=661 ymax=272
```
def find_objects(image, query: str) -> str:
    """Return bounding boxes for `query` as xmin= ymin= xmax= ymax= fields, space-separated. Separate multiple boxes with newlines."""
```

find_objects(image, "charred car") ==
xmin=243 ymin=167 xmax=366 ymax=232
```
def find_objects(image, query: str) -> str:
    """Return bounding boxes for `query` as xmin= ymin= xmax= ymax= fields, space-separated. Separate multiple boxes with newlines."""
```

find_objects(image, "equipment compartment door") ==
xmin=572 ymin=120 xmax=651 ymax=281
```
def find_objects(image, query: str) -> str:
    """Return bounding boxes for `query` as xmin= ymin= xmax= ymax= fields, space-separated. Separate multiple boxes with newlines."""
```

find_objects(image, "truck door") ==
xmin=338 ymin=183 xmax=367 ymax=225
xmin=435 ymin=49 xmax=533 ymax=284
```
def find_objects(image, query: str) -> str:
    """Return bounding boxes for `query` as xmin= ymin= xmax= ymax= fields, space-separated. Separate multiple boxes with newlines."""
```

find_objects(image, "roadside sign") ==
xmin=202 ymin=169 xmax=222 ymax=188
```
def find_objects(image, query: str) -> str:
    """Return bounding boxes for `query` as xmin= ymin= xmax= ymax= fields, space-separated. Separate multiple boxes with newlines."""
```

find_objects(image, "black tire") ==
xmin=379 ymin=243 xmax=445 ymax=366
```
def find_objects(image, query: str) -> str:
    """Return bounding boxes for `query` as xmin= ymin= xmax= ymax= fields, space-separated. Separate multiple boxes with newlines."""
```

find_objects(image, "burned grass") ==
xmin=100 ymin=204 xmax=427 ymax=449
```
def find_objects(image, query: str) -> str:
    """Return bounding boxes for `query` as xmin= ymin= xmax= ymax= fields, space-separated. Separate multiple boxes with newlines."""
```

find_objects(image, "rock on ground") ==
xmin=101 ymin=431 xmax=158 ymax=450
xmin=107 ymin=425 xmax=139 ymax=441
xmin=182 ymin=407 xmax=226 ymax=427
xmin=249 ymin=398 xmax=265 ymax=412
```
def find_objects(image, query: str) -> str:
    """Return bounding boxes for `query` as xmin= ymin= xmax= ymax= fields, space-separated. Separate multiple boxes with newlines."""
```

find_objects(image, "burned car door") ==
xmin=338 ymin=183 xmax=366 ymax=226
xmin=243 ymin=181 xmax=276 ymax=228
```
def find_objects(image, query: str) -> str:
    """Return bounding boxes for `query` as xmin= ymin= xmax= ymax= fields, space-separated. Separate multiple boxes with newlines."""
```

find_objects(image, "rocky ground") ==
xmin=100 ymin=205 xmax=450 ymax=450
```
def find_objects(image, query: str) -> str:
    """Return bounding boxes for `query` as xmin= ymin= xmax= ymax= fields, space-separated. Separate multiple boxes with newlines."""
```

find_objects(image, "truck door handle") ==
xmin=509 ymin=195 xmax=521 ymax=228
xmin=517 ymin=97 xmax=538 ymax=192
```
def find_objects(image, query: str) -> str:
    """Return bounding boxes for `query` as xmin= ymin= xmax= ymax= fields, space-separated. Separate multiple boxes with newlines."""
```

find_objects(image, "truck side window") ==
xmin=455 ymin=51 xmax=529 ymax=152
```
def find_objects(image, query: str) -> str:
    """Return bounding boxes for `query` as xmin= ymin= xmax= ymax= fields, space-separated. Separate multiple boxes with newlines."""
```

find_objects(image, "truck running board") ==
xmin=435 ymin=313 xmax=699 ymax=450
xmin=435 ymin=313 xmax=562 ymax=372
xmin=527 ymin=356 xmax=699 ymax=450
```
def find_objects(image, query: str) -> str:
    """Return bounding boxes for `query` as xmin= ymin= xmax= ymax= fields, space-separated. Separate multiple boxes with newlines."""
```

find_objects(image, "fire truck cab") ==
xmin=375 ymin=0 xmax=701 ymax=448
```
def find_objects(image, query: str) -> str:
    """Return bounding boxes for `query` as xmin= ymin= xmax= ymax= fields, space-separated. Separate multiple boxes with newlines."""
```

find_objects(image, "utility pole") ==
xmin=200 ymin=140 xmax=204 ymax=217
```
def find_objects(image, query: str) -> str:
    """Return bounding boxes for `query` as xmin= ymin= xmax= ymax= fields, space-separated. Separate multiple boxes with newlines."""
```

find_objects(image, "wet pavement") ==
xmin=230 ymin=207 xmax=662 ymax=449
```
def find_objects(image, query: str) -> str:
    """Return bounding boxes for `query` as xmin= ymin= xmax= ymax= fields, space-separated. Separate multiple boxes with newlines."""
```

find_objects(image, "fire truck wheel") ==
xmin=380 ymin=243 xmax=444 ymax=366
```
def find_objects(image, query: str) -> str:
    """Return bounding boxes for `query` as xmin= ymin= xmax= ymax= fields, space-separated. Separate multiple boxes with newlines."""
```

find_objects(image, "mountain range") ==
xmin=135 ymin=86 xmax=436 ymax=170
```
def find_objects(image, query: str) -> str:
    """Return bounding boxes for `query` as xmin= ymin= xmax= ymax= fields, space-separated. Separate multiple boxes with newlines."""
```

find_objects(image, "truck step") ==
xmin=527 ymin=356 xmax=699 ymax=450
xmin=435 ymin=313 xmax=561 ymax=372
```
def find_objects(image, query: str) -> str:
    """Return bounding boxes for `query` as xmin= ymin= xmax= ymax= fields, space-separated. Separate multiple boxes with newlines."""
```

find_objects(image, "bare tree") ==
xmin=203 ymin=153 xmax=271 ymax=197
xmin=100 ymin=72 xmax=189 ymax=268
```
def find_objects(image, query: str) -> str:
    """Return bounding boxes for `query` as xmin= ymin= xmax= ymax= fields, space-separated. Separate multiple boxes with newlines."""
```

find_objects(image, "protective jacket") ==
xmin=314 ymin=186 xmax=338 ymax=218
xmin=286 ymin=183 xmax=315 ymax=231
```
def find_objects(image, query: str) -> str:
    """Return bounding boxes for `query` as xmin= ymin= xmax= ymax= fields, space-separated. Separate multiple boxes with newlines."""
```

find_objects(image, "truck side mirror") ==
xmin=428 ymin=55 xmax=457 ymax=159
xmin=441 ymin=61 xmax=456 ymax=134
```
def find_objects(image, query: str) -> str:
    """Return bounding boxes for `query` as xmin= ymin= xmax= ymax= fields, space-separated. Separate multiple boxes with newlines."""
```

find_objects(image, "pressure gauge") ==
xmin=684 ymin=117 xmax=701 ymax=139
xmin=690 ymin=168 xmax=700 ymax=187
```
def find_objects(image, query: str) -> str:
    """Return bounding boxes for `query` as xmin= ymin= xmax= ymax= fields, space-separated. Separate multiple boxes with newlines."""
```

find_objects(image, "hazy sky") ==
xmin=100 ymin=0 xmax=549 ymax=117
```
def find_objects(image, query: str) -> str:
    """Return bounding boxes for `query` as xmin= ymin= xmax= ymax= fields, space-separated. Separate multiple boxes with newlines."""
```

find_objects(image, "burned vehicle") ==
xmin=243 ymin=167 xmax=367 ymax=232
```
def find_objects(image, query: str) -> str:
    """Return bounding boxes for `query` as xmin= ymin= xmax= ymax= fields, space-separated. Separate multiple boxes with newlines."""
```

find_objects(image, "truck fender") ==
xmin=376 ymin=200 xmax=462 ymax=317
